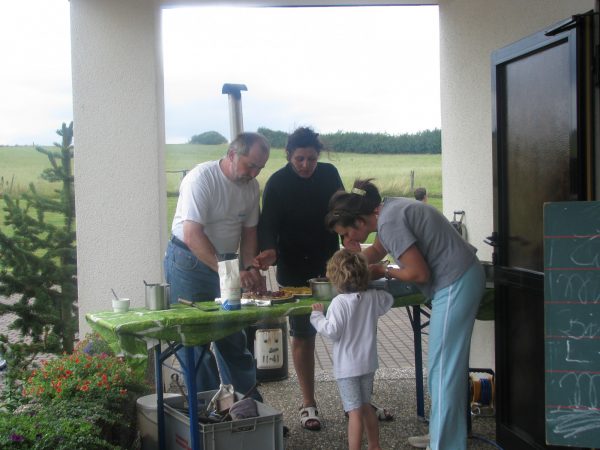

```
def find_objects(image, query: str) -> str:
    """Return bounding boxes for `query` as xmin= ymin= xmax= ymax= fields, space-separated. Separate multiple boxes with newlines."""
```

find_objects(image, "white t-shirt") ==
xmin=171 ymin=160 xmax=260 ymax=253
xmin=310 ymin=289 xmax=393 ymax=379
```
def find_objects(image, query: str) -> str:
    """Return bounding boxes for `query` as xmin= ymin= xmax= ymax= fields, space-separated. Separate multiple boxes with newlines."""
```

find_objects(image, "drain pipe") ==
xmin=222 ymin=83 xmax=247 ymax=141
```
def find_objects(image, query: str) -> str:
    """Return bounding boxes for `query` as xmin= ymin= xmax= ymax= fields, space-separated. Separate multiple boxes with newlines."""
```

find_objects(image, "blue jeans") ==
xmin=164 ymin=240 xmax=261 ymax=400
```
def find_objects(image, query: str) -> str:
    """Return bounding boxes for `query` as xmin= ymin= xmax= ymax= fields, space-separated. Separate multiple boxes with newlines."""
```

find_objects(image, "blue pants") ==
xmin=164 ymin=241 xmax=261 ymax=400
xmin=427 ymin=261 xmax=485 ymax=450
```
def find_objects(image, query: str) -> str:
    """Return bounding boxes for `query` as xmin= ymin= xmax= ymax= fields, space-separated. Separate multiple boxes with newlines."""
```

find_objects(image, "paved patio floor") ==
xmin=0 ymin=268 xmax=500 ymax=449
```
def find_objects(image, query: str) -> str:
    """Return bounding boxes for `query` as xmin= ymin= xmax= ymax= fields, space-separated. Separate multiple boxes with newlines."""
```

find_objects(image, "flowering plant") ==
xmin=8 ymin=334 xmax=151 ymax=448
xmin=75 ymin=331 xmax=115 ymax=357
xmin=0 ymin=334 xmax=152 ymax=450
xmin=21 ymin=350 xmax=144 ymax=405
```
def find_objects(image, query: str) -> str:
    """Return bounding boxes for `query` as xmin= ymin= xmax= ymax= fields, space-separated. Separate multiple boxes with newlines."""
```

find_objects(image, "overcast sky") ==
xmin=1 ymin=1 xmax=440 ymax=145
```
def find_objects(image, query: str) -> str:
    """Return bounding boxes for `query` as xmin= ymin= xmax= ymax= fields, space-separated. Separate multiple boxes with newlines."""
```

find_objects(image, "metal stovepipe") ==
xmin=222 ymin=83 xmax=247 ymax=141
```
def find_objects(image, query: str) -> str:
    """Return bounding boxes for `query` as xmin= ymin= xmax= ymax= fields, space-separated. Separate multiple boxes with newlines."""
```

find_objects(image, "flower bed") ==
xmin=0 ymin=333 xmax=151 ymax=449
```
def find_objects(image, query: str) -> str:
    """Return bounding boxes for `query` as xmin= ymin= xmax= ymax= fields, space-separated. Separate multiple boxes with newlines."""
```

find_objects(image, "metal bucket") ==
xmin=145 ymin=283 xmax=170 ymax=311
xmin=308 ymin=278 xmax=339 ymax=300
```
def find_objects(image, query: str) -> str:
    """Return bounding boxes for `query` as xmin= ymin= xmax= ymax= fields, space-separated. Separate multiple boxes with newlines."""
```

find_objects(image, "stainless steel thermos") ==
xmin=144 ymin=282 xmax=170 ymax=310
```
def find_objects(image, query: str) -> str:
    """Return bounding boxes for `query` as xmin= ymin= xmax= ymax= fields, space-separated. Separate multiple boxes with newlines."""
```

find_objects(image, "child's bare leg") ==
xmin=347 ymin=408 xmax=364 ymax=450
xmin=361 ymin=403 xmax=381 ymax=450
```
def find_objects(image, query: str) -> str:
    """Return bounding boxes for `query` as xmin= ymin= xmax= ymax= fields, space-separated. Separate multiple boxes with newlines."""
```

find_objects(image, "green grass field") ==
xmin=166 ymin=143 xmax=441 ymax=196
xmin=1 ymin=144 xmax=442 ymax=237
xmin=0 ymin=146 xmax=57 ymax=196
xmin=165 ymin=144 xmax=442 ymax=232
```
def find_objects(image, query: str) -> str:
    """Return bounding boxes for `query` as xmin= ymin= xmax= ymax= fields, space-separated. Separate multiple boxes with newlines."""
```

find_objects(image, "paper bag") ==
xmin=218 ymin=259 xmax=241 ymax=310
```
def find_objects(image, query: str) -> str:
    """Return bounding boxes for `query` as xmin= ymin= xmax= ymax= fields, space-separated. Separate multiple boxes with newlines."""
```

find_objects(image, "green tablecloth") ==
xmin=86 ymin=295 xmax=429 ymax=375
xmin=86 ymin=291 xmax=495 ymax=376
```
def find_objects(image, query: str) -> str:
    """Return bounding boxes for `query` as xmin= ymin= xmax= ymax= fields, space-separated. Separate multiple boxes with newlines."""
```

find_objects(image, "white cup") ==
xmin=112 ymin=298 xmax=130 ymax=313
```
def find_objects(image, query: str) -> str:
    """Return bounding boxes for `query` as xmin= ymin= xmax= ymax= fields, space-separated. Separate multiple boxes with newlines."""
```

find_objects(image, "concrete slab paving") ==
xmin=1 ymin=268 xmax=500 ymax=449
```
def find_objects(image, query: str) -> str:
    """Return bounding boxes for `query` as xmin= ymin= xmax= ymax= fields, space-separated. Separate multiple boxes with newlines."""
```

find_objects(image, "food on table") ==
xmin=241 ymin=290 xmax=296 ymax=305
xmin=281 ymin=286 xmax=312 ymax=297
xmin=242 ymin=290 xmax=292 ymax=300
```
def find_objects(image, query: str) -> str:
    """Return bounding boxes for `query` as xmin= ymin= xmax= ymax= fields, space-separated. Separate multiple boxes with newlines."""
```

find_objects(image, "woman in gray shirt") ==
xmin=325 ymin=179 xmax=485 ymax=450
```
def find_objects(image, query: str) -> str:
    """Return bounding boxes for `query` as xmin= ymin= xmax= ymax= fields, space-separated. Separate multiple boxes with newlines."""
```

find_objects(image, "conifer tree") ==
xmin=0 ymin=122 xmax=77 ymax=354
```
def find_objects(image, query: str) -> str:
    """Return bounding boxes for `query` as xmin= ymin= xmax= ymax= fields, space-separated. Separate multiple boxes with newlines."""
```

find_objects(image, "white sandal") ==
xmin=408 ymin=434 xmax=430 ymax=448
xmin=299 ymin=405 xmax=322 ymax=431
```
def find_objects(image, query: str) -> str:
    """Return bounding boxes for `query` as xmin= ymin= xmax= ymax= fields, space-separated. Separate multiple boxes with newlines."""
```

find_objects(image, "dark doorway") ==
xmin=491 ymin=12 xmax=595 ymax=450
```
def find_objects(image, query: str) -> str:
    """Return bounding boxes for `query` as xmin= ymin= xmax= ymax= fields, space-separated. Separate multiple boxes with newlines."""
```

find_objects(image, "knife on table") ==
xmin=178 ymin=299 xmax=220 ymax=312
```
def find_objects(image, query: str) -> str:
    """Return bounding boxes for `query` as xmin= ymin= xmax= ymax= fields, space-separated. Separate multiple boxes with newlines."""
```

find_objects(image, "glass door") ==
xmin=491 ymin=12 xmax=595 ymax=450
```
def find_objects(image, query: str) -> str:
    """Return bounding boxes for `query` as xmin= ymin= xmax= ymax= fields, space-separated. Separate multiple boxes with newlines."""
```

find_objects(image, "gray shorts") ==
xmin=336 ymin=372 xmax=375 ymax=412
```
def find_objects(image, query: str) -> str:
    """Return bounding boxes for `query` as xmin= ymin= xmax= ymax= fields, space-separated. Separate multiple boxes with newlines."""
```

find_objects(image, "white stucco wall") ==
xmin=439 ymin=0 xmax=594 ymax=368
xmin=71 ymin=0 xmax=594 ymax=349
xmin=71 ymin=0 xmax=167 ymax=332
xmin=439 ymin=0 xmax=594 ymax=260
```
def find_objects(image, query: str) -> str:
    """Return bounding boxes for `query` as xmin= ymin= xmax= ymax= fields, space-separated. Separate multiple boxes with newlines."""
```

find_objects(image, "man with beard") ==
xmin=164 ymin=132 xmax=270 ymax=399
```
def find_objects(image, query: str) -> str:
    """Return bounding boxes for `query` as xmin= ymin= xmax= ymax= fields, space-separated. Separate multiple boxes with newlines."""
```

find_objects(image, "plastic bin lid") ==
xmin=137 ymin=393 xmax=181 ymax=411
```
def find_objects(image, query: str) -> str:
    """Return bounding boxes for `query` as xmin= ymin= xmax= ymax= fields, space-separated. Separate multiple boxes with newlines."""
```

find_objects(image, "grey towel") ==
xmin=229 ymin=398 xmax=259 ymax=420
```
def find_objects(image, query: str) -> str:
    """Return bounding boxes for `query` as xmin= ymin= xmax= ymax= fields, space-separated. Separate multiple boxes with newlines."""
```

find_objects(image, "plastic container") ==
xmin=246 ymin=318 xmax=289 ymax=382
xmin=137 ymin=393 xmax=180 ymax=450
xmin=368 ymin=278 xmax=420 ymax=297
xmin=163 ymin=390 xmax=284 ymax=450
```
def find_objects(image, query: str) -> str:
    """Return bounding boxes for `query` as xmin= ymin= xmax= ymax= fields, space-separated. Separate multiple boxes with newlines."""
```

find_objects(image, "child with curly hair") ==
xmin=310 ymin=248 xmax=393 ymax=450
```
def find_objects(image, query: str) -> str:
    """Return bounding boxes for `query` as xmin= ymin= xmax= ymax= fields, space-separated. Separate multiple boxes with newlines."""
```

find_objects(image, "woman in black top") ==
xmin=255 ymin=128 xmax=394 ymax=429
xmin=254 ymin=127 xmax=342 ymax=430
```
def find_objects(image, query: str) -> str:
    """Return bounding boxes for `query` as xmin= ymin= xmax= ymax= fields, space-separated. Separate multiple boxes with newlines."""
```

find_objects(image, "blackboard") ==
xmin=544 ymin=201 xmax=600 ymax=448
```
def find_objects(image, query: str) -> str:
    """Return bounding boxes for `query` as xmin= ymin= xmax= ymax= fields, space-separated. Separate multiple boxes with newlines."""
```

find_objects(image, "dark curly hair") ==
xmin=325 ymin=179 xmax=382 ymax=230
xmin=285 ymin=127 xmax=324 ymax=156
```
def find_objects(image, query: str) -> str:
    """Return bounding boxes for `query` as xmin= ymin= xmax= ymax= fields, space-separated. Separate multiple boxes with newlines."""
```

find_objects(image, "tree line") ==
xmin=190 ymin=127 xmax=441 ymax=154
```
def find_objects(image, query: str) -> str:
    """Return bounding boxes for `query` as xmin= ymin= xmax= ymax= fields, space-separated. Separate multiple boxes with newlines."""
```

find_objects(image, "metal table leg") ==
xmin=406 ymin=304 xmax=431 ymax=421
xmin=182 ymin=346 xmax=201 ymax=450
xmin=155 ymin=344 xmax=166 ymax=450
xmin=155 ymin=342 xmax=205 ymax=450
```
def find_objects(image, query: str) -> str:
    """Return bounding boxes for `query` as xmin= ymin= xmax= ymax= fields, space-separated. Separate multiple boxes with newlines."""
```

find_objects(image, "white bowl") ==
xmin=112 ymin=298 xmax=130 ymax=312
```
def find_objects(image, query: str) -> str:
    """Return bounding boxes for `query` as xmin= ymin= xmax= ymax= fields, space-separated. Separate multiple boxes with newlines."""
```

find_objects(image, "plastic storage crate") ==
xmin=163 ymin=390 xmax=284 ymax=450
xmin=369 ymin=277 xmax=420 ymax=297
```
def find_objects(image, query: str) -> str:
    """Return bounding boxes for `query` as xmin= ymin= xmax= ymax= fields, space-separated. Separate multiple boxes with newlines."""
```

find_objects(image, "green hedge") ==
xmin=257 ymin=127 xmax=288 ymax=149
xmin=257 ymin=127 xmax=440 ymax=154
xmin=189 ymin=131 xmax=227 ymax=145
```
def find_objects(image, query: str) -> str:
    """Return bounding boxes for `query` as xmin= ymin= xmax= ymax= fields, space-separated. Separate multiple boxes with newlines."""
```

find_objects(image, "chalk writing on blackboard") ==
xmin=544 ymin=201 xmax=600 ymax=448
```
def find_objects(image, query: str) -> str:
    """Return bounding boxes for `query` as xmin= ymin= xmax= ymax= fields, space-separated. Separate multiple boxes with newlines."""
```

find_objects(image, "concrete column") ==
xmin=70 ymin=0 xmax=167 ymax=333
